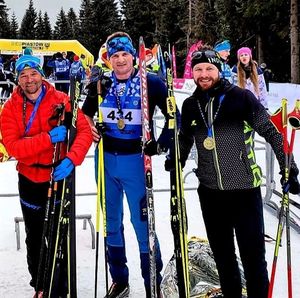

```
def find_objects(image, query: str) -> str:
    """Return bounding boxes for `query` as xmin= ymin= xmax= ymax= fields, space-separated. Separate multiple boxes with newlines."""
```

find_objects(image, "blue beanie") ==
xmin=23 ymin=47 xmax=33 ymax=55
xmin=16 ymin=54 xmax=44 ymax=77
xmin=214 ymin=40 xmax=231 ymax=52
xmin=106 ymin=36 xmax=136 ymax=58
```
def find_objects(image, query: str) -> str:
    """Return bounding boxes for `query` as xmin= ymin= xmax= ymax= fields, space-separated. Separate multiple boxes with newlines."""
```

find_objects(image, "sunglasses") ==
xmin=107 ymin=36 xmax=131 ymax=48
xmin=17 ymin=61 xmax=39 ymax=72
xmin=192 ymin=50 xmax=219 ymax=60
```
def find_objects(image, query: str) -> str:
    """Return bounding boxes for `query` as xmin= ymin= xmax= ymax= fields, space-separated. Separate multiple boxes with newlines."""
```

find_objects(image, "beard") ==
xmin=195 ymin=76 xmax=219 ymax=91
xmin=24 ymin=81 xmax=43 ymax=95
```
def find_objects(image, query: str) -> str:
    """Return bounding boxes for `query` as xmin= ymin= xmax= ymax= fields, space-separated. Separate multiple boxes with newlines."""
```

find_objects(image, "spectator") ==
xmin=47 ymin=52 xmax=71 ymax=94
xmin=260 ymin=63 xmax=272 ymax=92
xmin=214 ymin=39 xmax=232 ymax=82
xmin=231 ymin=47 xmax=268 ymax=108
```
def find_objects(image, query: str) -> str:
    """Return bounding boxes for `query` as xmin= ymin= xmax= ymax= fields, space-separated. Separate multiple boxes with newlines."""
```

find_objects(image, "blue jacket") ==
xmin=47 ymin=58 xmax=70 ymax=80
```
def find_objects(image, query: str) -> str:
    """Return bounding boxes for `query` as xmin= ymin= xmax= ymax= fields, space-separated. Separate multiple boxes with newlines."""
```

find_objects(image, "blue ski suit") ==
xmin=82 ymin=69 xmax=173 ymax=292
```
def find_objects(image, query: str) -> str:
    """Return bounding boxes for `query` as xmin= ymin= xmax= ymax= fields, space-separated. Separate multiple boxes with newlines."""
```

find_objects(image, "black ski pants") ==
xmin=197 ymin=184 xmax=269 ymax=298
xmin=18 ymin=173 xmax=63 ymax=292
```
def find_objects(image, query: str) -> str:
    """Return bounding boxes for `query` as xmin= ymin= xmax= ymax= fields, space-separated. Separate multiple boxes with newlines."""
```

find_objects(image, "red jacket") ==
xmin=1 ymin=80 xmax=93 ymax=183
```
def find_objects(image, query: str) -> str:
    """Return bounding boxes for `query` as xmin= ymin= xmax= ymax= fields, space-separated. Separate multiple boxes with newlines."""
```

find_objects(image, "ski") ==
xmin=35 ymin=104 xmax=65 ymax=296
xmin=164 ymin=49 xmax=190 ymax=297
xmin=48 ymin=76 xmax=80 ymax=297
xmin=139 ymin=36 xmax=157 ymax=298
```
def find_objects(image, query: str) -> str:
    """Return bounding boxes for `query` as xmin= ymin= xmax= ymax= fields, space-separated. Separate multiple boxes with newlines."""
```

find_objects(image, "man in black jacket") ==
xmin=175 ymin=48 xmax=300 ymax=298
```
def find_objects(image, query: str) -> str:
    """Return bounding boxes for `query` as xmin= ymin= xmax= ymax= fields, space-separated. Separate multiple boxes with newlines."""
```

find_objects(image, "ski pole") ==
xmin=43 ymin=105 xmax=66 ymax=297
xmin=35 ymin=104 xmax=65 ymax=297
xmin=283 ymin=99 xmax=292 ymax=298
xmin=268 ymin=99 xmax=299 ymax=298
xmin=94 ymin=79 xmax=108 ymax=297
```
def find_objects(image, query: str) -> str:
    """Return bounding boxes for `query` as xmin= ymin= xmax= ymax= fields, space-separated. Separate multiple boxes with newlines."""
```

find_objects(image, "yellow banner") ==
xmin=0 ymin=39 xmax=94 ymax=66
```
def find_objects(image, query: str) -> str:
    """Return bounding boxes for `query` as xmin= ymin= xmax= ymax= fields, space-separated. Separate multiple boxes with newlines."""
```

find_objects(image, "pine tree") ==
xmin=36 ymin=11 xmax=45 ymax=39
xmin=157 ymin=0 xmax=187 ymax=76
xmin=53 ymin=8 xmax=72 ymax=39
xmin=88 ymin=0 xmax=122 ymax=58
xmin=67 ymin=8 xmax=80 ymax=39
xmin=10 ymin=12 xmax=19 ymax=38
xmin=78 ymin=0 xmax=95 ymax=54
xmin=19 ymin=0 xmax=37 ymax=39
xmin=43 ymin=12 xmax=52 ymax=39
xmin=0 ymin=0 xmax=11 ymax=38
xmin=186 ymin=0 xmax=218 ymax=46
xmin=121 ymin=0 xmax=156 ymax=46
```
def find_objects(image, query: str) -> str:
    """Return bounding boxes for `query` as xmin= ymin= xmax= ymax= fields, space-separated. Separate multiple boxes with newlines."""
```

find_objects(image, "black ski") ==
xmin=35 ymin=104 xmax=65 ymax=297
xmin=164 ymin=49 xmax=190 ymax=297
xmin=48 ymin=76 xmax=80 ymax=297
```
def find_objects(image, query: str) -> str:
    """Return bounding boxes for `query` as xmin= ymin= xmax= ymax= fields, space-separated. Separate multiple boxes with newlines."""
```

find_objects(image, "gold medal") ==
xmin=203 ymin=137 xmax=215 ymax=150
xmin=117 ymin=118 xmax=125 ymax=130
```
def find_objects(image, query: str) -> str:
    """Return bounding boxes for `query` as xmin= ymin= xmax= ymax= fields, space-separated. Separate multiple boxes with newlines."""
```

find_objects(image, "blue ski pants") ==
xmin=95 ymin=150 xmax=163 ymax=288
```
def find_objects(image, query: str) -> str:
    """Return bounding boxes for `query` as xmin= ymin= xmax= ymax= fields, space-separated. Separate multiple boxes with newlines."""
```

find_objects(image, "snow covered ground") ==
xmin=1 ymin=91 xmax=300 ymax=297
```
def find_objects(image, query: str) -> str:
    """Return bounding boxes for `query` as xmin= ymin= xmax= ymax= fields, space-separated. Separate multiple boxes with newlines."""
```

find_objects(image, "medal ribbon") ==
xmin=112 ymin=73 xmax=131 ymax=120
xmin=23 ymin=85 xmax=46 ymax=136
xmin=197 ymin=94 xmax=225 ymax=138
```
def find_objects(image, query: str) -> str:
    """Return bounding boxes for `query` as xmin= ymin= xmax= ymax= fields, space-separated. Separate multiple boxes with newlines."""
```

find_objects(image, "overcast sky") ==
xmin=6 ymin=0 xmax=81 ymax=25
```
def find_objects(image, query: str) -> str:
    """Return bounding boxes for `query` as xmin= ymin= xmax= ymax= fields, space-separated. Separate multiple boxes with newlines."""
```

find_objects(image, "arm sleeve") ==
xmin=147 ymin=75 xmax=180 ymax=151
xmin=46 ymin=59 xmax=55 ymax=68
xmin=81 ymin=82 xmax=98 ymax=118
xmin=178 ymin=99 xmax=194 ymax=167
xmin=245 ymin=90 xmax=298 ymax=174
xmin=257 ymin=73 xmax=268 ymax=108
xmin=1 ymin=101 xmax=53 ymax=162
xmin=66 ymin=108 xmax=93 ymax=166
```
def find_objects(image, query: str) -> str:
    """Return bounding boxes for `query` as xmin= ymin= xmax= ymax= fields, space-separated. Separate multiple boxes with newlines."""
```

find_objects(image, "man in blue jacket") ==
xmin=82 ymin=32 xmax=173 ymax=298
xmin=47 ymin=52 xmax=70 ymax=94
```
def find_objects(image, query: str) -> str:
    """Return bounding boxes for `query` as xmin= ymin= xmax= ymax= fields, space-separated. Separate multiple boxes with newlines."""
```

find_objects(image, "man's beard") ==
xmin=25 ymin=82 xmax=42 ymax=94
xmin=195 ymin=77 xmax=219 ymax=91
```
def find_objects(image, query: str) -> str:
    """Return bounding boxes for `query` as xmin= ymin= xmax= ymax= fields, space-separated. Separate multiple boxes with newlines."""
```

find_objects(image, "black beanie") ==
xmin=191 ymin=50 xmax=223 ymax=72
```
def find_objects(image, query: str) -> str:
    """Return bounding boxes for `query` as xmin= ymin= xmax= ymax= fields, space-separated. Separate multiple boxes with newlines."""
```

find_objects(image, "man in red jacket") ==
xmin=0 ymin=52 xmax=92 ymax=297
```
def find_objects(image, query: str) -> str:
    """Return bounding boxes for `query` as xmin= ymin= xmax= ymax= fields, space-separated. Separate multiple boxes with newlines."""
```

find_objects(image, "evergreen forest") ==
xmin=0 ymin=0 xmax=299 ymax=83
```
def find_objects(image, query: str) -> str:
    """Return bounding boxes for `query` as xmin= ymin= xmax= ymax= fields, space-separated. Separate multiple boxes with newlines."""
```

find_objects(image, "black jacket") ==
xmin=179 ymin=79 xmax=297 ymax=190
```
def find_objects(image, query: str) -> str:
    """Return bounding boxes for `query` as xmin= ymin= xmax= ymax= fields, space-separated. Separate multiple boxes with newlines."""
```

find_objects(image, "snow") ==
xmin=1 ymin=92 xmax=300 ymax=297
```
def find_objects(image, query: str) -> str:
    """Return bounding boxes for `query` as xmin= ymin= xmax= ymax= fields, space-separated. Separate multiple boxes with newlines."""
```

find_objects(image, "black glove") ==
xmin=157 ymin=132 xmax=170 ymax=153
xmin=280 ymin=167 xmax=300 ymax=195
xmin=164 ymin=154 xmax=186 ymax=172
xmin=99 ymin=75 xmax=113 ymax=92
xmin=95 ymin=122 xmax=107 ymax=137
xmin=164 ymin=155 xmax=175 ymax=171
xmin=88 ymin=65 xmax=112 ymax=94
xmin=143 ymin=139 xmax=161 ymax=156
xmin=89 ymin=65 xmax=104 ymax=83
